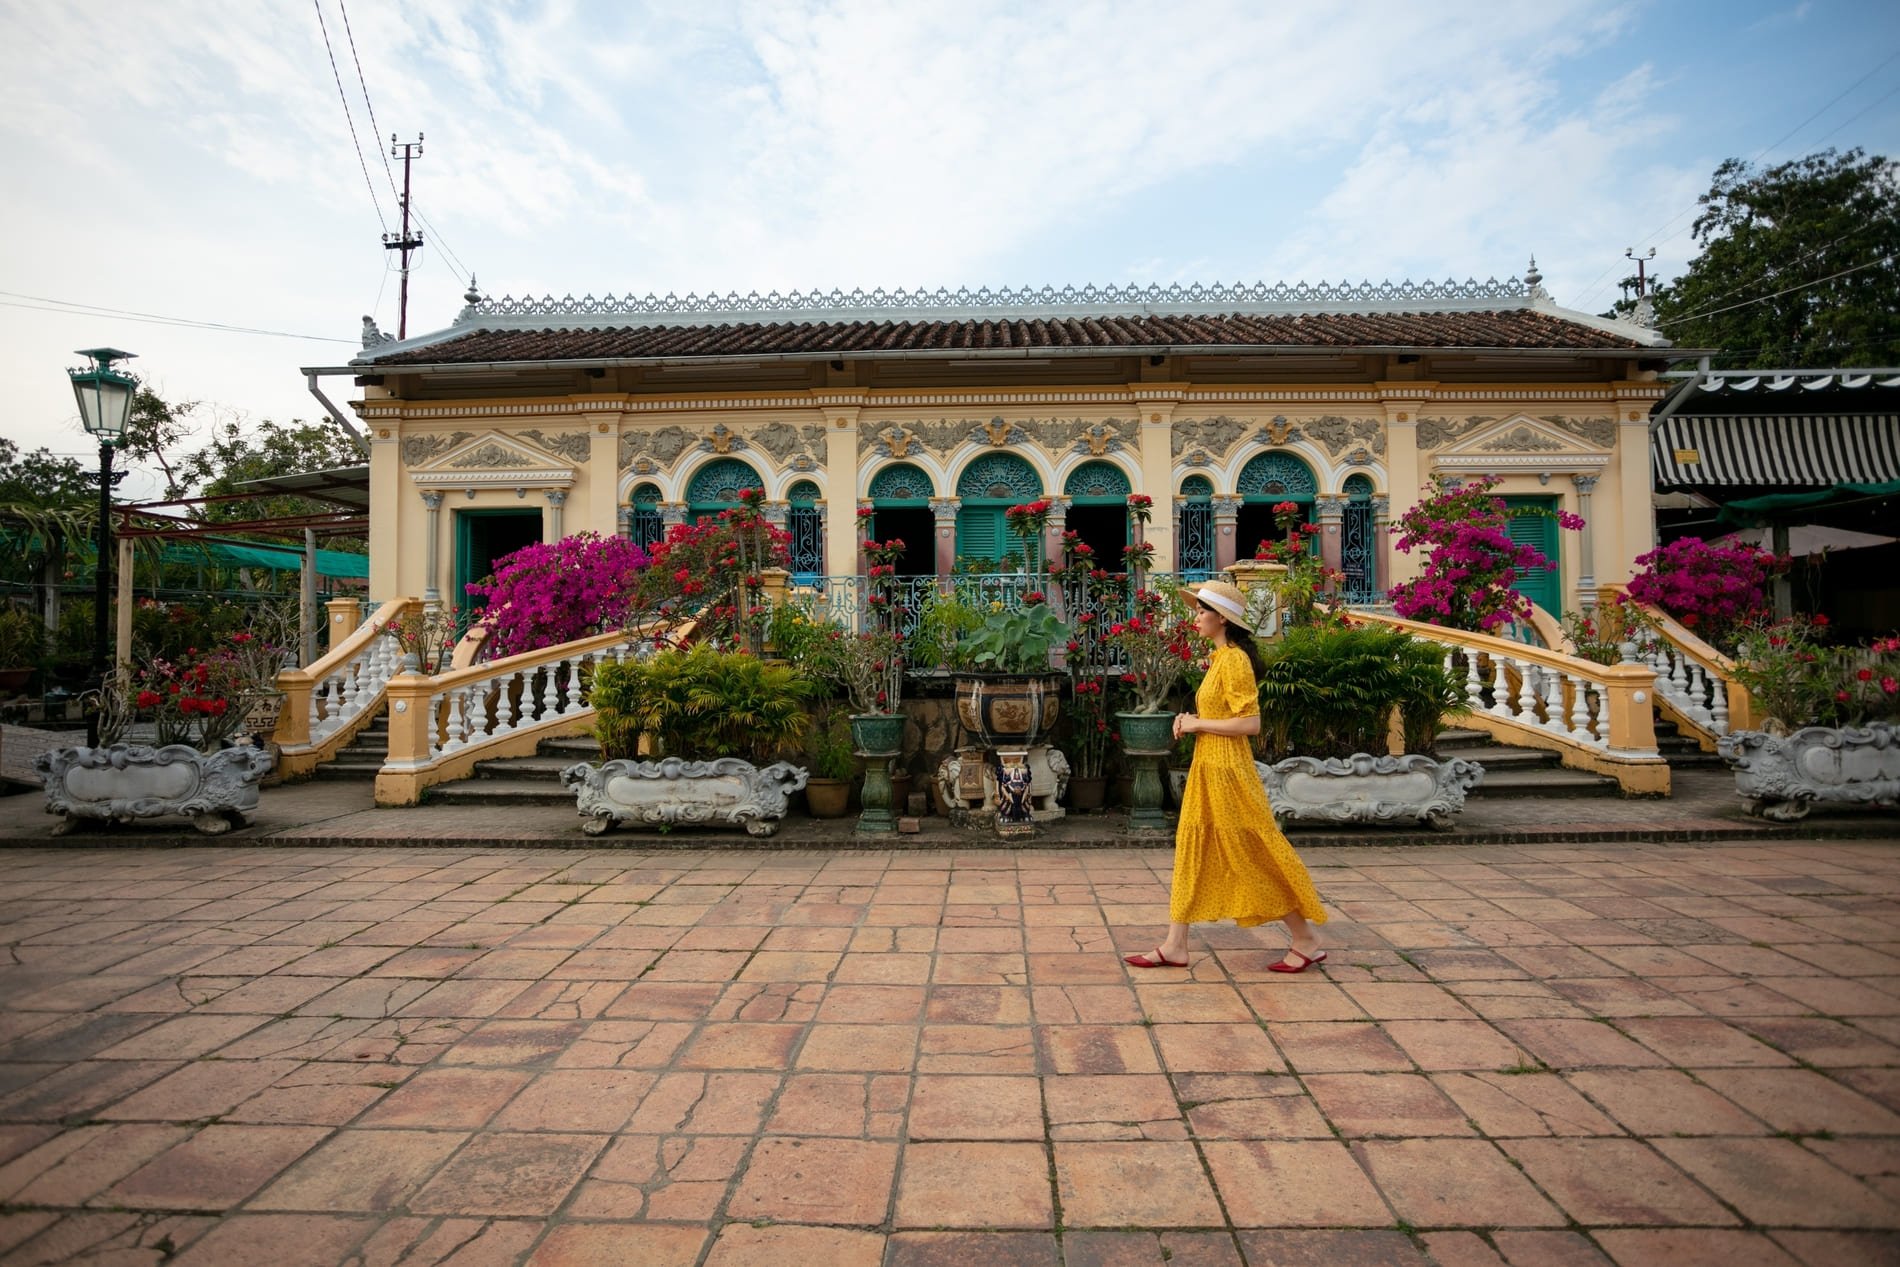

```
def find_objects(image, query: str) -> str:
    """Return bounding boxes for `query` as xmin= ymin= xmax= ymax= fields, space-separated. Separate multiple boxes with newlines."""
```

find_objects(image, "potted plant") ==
xmin=803 ymin=706 xmax=857 ymax=819
xmin=1103 ymin=587 xmax=1200 ymax=826
xmin=953 ymin=593 xmax=1070 ymax=747
xmin=563 ymin=644 xmax=813 ymax=837
xmin=0 ymin=605 xmax=46 ymax=693
xmin=1054 ymin=535 xmax=1124 ymax=810
xmin=35 ymin=608 xmax=291 ymax=835
xmin=1388 ymin=476 xmax=1584 ymax=634
xmin=1718 ymin=618 xmax=1899 ymax=821
xmin=1254 ymin=623 xmax=1481 ymax=829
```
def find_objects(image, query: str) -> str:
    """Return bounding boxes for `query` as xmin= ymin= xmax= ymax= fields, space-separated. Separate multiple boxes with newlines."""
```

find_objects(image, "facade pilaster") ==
xmin=545 ymin=489 xmax=567 ymax=540
xmin=931 ymin=497 xmax=960 ymax=578
xmin=1378 ymin=385 xmax=1430 ymax=585
xmin=1572 ymin=474 xmax=1600 ymax=611
xmin=821 ymin=398 xmax=865 ymax=576
xmin=1315 ymin=493 xmax=1346 ymax=577
xmin=420 ymin=491 xmax=444 ymax=604
xmin=1132 ymin=390 xmax=1180 ymax=571
xmin=1211 ymin=494 xmax=1242 ymax=570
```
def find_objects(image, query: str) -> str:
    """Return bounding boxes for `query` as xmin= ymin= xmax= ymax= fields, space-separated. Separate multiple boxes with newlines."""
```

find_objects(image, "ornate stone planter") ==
xmin=561 ymin=756 xmax=809 ymax=838
xmin=1116 ymin=710 xmax=1176 ymax=831
xmin=954 ymin=673 xmax=1061 ymax=748
xmin=36 ymin=743 xmax=275 ymax=836
xmin=1717 ymin=722 xmax=1899 ymax=822
xmin=849 ymin=713 xmax=905 ymax=836
xmin=1258 ymin=753 xmax=1485 ymax=831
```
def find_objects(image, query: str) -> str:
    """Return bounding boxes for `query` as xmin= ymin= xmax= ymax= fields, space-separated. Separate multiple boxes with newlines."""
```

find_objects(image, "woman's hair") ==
xmin=1199 ymin=600 xmax=1265 ymax=676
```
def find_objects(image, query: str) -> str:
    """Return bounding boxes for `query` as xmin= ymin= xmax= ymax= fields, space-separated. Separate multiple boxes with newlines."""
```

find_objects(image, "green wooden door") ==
xmin=955 ymin=506 xmax=1006 ymax=562
xmin=1502 ymin=497 xmax=1561 ymax=616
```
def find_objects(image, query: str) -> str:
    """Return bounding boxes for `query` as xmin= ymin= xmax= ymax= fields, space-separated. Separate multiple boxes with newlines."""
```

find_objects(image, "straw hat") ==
xmin=1186 ymin=579 xmax=1247 ymax=625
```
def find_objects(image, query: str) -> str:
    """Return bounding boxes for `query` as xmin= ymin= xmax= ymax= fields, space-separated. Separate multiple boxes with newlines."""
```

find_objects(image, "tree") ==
xmin=1640 ymin=149 xmax=1900 ymax=368
xmin=0 ymin=438 xmax=97 ymax=508
xmin=119 ymin=388 xmax=200 ymax=498
xmin=175 ymin=416 xmax=367 ymax=533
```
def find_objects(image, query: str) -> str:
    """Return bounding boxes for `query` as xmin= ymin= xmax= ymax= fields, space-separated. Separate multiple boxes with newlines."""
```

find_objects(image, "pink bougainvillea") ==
xmin=465 ymin=533 xmax=651 ymax=658
xmin=1624 ymin=536 xmax=1779 ymax=650
xmin=1387 ymin=477 xmax=1583 ymax=633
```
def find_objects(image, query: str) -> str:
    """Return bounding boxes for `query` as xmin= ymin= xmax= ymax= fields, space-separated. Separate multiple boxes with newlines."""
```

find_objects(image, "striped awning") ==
xmin=1653 ymin=413 xmax=1900 ymax=487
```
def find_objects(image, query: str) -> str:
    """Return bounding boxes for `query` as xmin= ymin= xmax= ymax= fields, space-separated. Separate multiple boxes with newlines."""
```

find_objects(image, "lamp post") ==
xmin=67 ymin=348 xmax=137 ymax=747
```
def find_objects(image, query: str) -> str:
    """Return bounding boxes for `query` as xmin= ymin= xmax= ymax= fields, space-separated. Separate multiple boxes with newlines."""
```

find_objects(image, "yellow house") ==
xmin=307 ymin=266 xmax=1677 ymax=615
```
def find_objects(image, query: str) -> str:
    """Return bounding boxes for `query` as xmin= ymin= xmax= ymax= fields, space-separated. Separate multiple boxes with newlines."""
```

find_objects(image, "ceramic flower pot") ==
xmin=804 ymin=776 xmax=853 ymax=819
xmin=955 ymin=673 xmax=1062 ymax=748
xmin=848 ymin=713 xmax=906 ymax=757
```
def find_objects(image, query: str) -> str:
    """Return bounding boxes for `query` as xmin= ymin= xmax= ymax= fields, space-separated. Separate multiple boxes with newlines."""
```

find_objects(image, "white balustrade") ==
xmin=1407 ymin=635 xmax=1632 ymax=754
xmin=309 ymin=623 xmax=402 ymax=743
xmin=1623 ymin=634 xmax=1731 ymax=738
xmin=418 ymin=639 xmax=652 ymax=761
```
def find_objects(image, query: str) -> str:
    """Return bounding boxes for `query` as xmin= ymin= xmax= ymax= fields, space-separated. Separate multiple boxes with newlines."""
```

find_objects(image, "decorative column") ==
xmin=931 ymin=497 xmax=960 ymax=579
xmin=857 ymin=499 xmax=876 ymax=577
xmin=763 ymin=500 xmax=790 ymax=530
xmin=1043 ymin=496 xmax=1070 ymax=579
xmin=1571 ymin=474 xmax=1599 ymax=612
xmin=1370 ymin=496 xmax=1390 ymax=597
xmin=1381 ymin=394 xmax=1426 ymax=584
xmin=545 ymin=489 xmax=567 ymax=540
xmin=616 ymin=503 xmax=633 ymax=539
xmin=660 ymin=501 xmax=687 ymax=530
xmin=1211 ymin=494 xmax=1242 ymax=570
xmin=1315 ymin=494 xmax=1346 ymax=578
xmin=420 ymin=491 xmax=444 ymax=604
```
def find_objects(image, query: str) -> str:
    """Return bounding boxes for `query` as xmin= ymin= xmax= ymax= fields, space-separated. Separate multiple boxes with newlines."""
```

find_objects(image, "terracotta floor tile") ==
xmin=1174 ymin=1073 xmax=1335 ymax=1139
xmin=1430 ymin=1071 xmax=1619 ymax=1138
xmin=1270 ymin=1022 xmax=1413 ymax=1073
xmin=525 ymin=1223 xmax=708 ymax=1266
xmin=1340 ymin=983 xmax=1478 ymax=1020
xmin=1032 ymin=984 xmax=1141 ymax=1024
xmin=554 ymin=1019 xmax=694 ymax=1068
xmin=1496 ymin=1019 xmax=1672 ymax=1070
xmin=1488 ymin=1229 xmax=1617 ymax=1267
xmin=1736 ymin=1017 xmax=1900 ymax=1068
xmin=882 ymin=1230 xmax=1060 ymax=1266
xmin=1055 ymin=1140 xmax=1223 ymax=1227
xmin=440 ymin=1019 xmax=583 ymax=1065
xmin=929 ymin=984 xmax=1032 ymax=1024
xmin=488 ymin=1069 xmax=655 ymax=1132
xmin=1043 ymin=1074 xmax=1184 ymax=1141
xmin=169 ymin=1213 xmax=375 ymax=1267
xmin=768 ymin=1073 xmax=908 ymax=1137
xmin=1306 ymin=1072 xmax=1475 ymax=1138
xmin=1201 ymin=1140 xmax=1392 ymax=1228
xmin=835 ymin=953 xmax=934 ymax=984
xmin=1615 ymin=1017 xmax=1796 ymax=1068
xmin=703 ymin=1225 xmax=884 ymax=1267
xmin=796 ymin=1023 xmax=918 ymax=1072
xmin=0 ymin=1060 xmax=180 ymax=1122
xmin=674 ymin=1021 xmax=805 ymax=1069
xmin=909 ymin=1074 xmax=1044 ymax=1140
xmin=1062 ymin=1229 xmax=1245 ymax=1267
xmin=0 ymin=1123 xmax=189 ymax=1205
xmin=1353 ymin=1139 xmax=1564 ymax=1228
xmin=356 ymin=1067 xmax=530 ymax=1129
xmin=1029 ymin=953 xmax=1128 ymax=984
xmin=1563 ymin=1068 xmax=1772 ymax=1136
xmin=1769 ymin=1230 xmax=1900 ymax=1267
xmin=1592 ymin=1228 xmax=1805 ymax=1267
xmin=249 ymin=1127 xmax=467 ymax=1211
xmin=102 ymin=1123 xmax=329 ymax=1211
xmin=1379 ymin=1019 xmax=1531 ymax=1071
xmin=92 ymin=1013 xmax=272 ymax=1061
xmin=1133 ymin=984 xmax=1256 ymax=1024
xmin=222 ymin=1064 xmax=401 ymax=1126
xmin=1151 ymin=1022 xmax=1286 ymax=1074
xmin=726 ymin=1137 xmax=898 ymax=1224
xmin=625 ymin=1071 xmax=779 ymax=1134
xmin=1548 ymin=977 xmax=1705 ymax=1018
xmin=1503 ymin=1137 xmax=1738 ymax=1226
xmin=600 ymin=980 xmax=724 ymax=1019
xmin=818 ymin=984 xmax=927 ymax=1023
xmin=896 ymin=1141 xmax=1054 ymax=1228
xmin=1693 ymin=1066 xmax=1900 ymax=1135
xmin=918 ymin=1023 xmax=1039 ymax=1073
xmin=1654 ymin=1137 xmax=1900 ymax=1228
xmin=407 ymin=1131 xmax=605 ymax=1216
xmin=1038 ymin=1024 xmax=1161 ymax=1074
xmin=1238 ymin=981 xmax=1368 ymax=1022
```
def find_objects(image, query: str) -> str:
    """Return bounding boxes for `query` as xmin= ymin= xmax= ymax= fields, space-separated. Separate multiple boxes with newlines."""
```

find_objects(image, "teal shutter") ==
xmin=955 ymin=507 xmax=1004 ymax=561
xmin=1502 ymin=500 xmax=1561 ymax=615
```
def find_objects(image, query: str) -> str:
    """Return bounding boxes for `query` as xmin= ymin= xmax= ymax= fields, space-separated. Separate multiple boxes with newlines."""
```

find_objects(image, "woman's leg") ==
xmin=1282 ymin=911 xmax=1322 ymax=963
xmin=1158 ymin=920 xmax=1191 ymax=962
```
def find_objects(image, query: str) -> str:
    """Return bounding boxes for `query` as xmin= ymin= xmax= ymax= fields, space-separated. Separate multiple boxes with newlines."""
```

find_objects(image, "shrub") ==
xmin=589 ymin=644 xmax=814 ymax=764
xmin=1388 ymin=476 xmax=1583 ymax=633
xmin=1256 ymin=625 xmax=1466 ymax=760
xmin=1729 ymin=618 xmax=1900 ymax=731
xmin=465 ymin=533 xmax=651 ymax=659
xmin=1625 ymin=537 xmax=1778 ymax=652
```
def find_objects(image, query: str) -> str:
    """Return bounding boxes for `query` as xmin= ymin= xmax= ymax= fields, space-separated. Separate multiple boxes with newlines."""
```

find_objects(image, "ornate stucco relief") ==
xmin=1171 ymin=415 xmax=1250 ymax=459
xmin=449 ymin=442 xmax=530 ymax=469
xmin=1418 ymin=414 xmax=1615 ymax=450
xmin=750 ymin=421 xmax=827 ymax=464
xmin=1482 ymin=425 xmax=1565 ymax=453
xmin=400 ymin=431 xmax=473 ymax=466
xmin=618 ymin=425 xmax=696 ymax=471
xmin=1304 ymin=415 xmax=1386 ymax=456
xmin=518 ymin=429 xmax=591 ymax=464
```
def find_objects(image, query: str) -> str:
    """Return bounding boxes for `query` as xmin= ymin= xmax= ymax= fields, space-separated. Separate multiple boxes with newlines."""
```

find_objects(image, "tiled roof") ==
xmin=366 ymin=308 xmax=1651 ymax=366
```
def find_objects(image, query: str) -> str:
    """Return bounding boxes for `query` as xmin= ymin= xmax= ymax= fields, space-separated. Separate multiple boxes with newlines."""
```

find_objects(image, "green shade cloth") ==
xmin=161 ymin=540 xmax=370 ymax=578
xmin=1718 ymin=479 xmax=1900 ymax=522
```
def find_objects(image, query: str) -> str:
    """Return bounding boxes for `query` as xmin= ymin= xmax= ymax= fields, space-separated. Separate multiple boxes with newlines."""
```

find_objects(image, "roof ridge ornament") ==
xmin=460 ymin=276 xmax=1536 ymax=323
xmin=1524 ymin=256 xmax=1552 ymax=306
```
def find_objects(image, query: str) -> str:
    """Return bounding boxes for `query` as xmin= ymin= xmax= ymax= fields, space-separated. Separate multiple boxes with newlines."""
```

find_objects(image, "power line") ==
xmin=1656 ymin=256 xmax=1892 ymax=328
xmin=337 ymin=0 xmax=401 ymax=204
xmin=0 ymin=290 xmax=356 ymax=343
xmin=313 ymin=0 xmax=388 ymax=235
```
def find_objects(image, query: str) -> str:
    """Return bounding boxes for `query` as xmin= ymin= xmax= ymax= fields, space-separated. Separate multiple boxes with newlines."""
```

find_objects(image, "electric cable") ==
xmin=0 ymin=291 xmax=355 ymax=343
xmin=314 ymin=0 xmax=389 ymax=234
xmin=338 ymin=0 xmax=401 ymax=203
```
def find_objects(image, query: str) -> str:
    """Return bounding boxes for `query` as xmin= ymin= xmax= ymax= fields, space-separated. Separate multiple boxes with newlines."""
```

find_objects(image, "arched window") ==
xmin=627 ymin=482 xmax=662 ymax=554
xmin=1063 ymin=461 xmax=1134 ymax=571
xmin=954 ymin=454 xmax=1042 ymax=565
xmin=867 ymin=463 xmax=936 ymax=577
xmin=787 ymin=480 xmax=823 ymax=581
xmin=1341 ymin=474 xmax=1376 ymax=603
xmin=1235 ymin=452 xmax=1318 ymax=560
xmin=685 ymin=458 xmax=763 ymax=523
xmin=1178 ymin=475 xmax=1214 ymax=579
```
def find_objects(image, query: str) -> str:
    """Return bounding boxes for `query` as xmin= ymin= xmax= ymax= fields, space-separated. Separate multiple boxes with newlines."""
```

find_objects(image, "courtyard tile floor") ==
xmin=0 ymin=840 xmax=1896 ymax=1266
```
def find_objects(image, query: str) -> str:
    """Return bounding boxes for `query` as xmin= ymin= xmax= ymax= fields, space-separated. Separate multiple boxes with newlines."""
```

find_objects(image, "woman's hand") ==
xmin=1173 ymin=713 xmax=1195 ymax=739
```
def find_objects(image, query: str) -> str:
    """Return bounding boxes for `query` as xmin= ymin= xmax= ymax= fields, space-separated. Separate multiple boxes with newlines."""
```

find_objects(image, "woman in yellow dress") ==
xmin=1123 ymin=580 xmax=1329 ymax=972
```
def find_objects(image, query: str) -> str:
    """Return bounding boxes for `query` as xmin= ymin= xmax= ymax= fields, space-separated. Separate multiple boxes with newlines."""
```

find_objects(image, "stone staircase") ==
xmin=423 ymin=734 xmax=595 ymax=806
xmin=308 ymin=716 xmax=391 ymax=783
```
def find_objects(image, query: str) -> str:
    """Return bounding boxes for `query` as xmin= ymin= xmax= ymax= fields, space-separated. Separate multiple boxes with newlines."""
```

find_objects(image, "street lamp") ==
xmin=67 ymin=347 xmax=137 ymax=747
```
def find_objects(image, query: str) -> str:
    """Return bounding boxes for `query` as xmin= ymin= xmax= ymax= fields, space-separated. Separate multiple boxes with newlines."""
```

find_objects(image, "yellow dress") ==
xmin=1170 ymin=644 xmax=1328 ymax=927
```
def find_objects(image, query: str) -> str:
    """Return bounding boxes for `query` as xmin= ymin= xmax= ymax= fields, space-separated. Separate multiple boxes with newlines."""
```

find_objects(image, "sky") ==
xmin=3 ymin=0 xmax=1898 ymax=500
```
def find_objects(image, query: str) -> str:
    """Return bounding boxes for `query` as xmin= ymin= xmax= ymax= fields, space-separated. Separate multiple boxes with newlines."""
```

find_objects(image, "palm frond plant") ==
xmin=1256 ymin=625 xmax=1465 ymax=761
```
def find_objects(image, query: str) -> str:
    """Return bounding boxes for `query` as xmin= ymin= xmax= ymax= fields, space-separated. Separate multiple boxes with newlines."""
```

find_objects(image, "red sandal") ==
xmin=1268 ymin=948 xmax=1327 ymax=974
xmin=1123 ymin=947 xmax=1190 ymax=968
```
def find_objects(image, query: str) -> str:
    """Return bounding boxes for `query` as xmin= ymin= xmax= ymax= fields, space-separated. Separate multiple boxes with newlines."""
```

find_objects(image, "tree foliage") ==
xmin=174 ymin=416 xmax=366 ymax=528
xmin=1646 ymin=148 xmax=1900 ymax=368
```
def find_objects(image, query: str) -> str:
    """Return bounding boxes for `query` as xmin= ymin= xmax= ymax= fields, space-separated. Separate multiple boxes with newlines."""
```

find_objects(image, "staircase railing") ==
xmin=1343 ymin=609 xmax=1670 ymax=795
xmin=375 ymin=621 xmax=684 ymax=806
xmin=273 ymin=597 xmax=420 ymax=778
xmin=1602 ymin=585 xmax=1756 ymax=750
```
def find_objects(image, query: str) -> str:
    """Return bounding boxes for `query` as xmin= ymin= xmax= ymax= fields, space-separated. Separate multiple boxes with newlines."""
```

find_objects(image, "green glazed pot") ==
xmin=1115 ymin=710 xmax=1175 ymax=756
xmin=849 ymin=712 xmax=905 ymax=757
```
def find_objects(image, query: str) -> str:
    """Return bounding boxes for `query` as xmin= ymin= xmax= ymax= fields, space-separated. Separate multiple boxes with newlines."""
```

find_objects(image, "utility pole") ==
xmin=385 ymin=134 xmax=424 ymax=339
xmin=1625 ymin=247 xmax=1657 ymax=328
